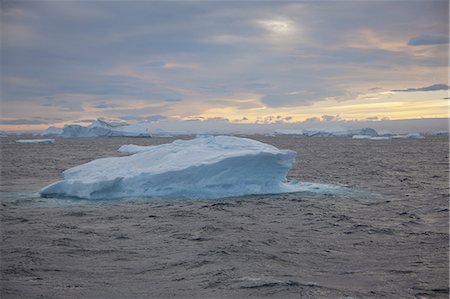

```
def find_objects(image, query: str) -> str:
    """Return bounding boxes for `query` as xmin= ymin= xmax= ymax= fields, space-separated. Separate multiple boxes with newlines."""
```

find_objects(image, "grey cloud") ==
xmin=74 ymin=119 xmax=96 ymax=123
xmin=147 ymin=115 xmax=167 ymax=122
xmin=392 ymin=84 xmax=449 ymax=92
xmin=118 ymin=116 xmax=146 ymax=121
xmin=0 ymin=119 xmax=50 ymax=125
xmin=165 ymin=98 xmax=184 ymax=102
xmin=94 ymin=102 xmax=118 ymax=109
xmin=304 ymin=117 xmax=321 ymax=123
xmin=408 ymin=34 xmax=449 ymax=46
xmin=321 ymin=115 xmax=341 ymax=122
xmin=104 ymin=105 xmax=171 ymax=117
xmin=261 ymin=94 xmax=302 ymax=107
xmin=261 ymin=87 xmax=340 ymax=107
xmin=2 ymin=1 xmax=448 ymax=121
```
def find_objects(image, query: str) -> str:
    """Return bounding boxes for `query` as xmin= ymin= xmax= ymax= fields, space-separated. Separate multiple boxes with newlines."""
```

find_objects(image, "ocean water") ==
xmin=1 ymin=135 xmax=448 ymax=298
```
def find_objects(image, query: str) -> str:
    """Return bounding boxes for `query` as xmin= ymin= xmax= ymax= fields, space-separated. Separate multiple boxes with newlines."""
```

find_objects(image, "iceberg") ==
xmin=391 ymin=133 xmax=424 ymax=139
xmin=368 ymin=136 xmax=392 ymax=140
xmin=55 ymin=118 xmax=151 ymax=138
xmin=151 ymin=128 xmax=174 ymax=137
xmin=353 ymin=135 xmax=391 ymax=140
xmin=40 ymin=135 xmax=297 ymax=200
xmin=274 ymin=127 xmax=378 ymax=137
xmin=432 ymin=131 xmax=449 ymax=136
xmin=41 ymin=126 xmax=63 ymax=136
xmin=16 ymin=139 xmax=55 ymax=144
xmin=352 ymin=135 xmax=373 ymax=140
xmin=353 ymin=133 xmax=425 ymax=140
xmin=273 ymin=129 xmax=305 ymax=135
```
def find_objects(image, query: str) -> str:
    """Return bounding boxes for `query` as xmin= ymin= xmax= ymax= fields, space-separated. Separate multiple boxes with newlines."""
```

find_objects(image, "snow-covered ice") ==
xmin=391 ymin=133 xmax=424 ymax=139
xmin=41 ymin=126 xmax=63 ymax=136
xmin=353 ymin=135 xmax=391 ymax=140
xmin=117 ymin=144 xmax=156 ymax=154
xmin=151 ymin=128 xmax=174 ymax=137
xmin=16 ymin=139 xmax=55 ymax=144
xmin=369 ymin=136 xmax=392 ymax=140
xmin=40 ymin=135 xmax=299 ymax=199
xmin=275 ymin=127 xmax=378 ymax=137
xmin=273 ymin=129 xmax=305 ymax=135
xmin=352 ymin=135 xmax=373 ymax=140
xmin=56 ymin=118 xmax=150 ymax=138
xmin=432 ymin=131 xmax=449 ymax=136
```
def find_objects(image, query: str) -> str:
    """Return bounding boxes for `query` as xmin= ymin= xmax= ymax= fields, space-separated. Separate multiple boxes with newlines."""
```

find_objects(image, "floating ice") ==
xmin=275 ymin=127 xmax=378 ymax=137
xmin=40 ymin=135 xmax=298 ymax=199
xmin=353 ymin=135 xmax=391 ymax=140
xmin=16 ymin=139 xmax=55 ymax=144
xmin=432 ymin=131 xmax=449 ymax=136
xmin=151 ymin=128 xmax=174 ymax=137
xmin=117 ymin=144 xmax=156 ymax=154
xmin=392 ymin=133 xmax=424 ymax=139
xmin=41 ymin=126 xmax=63 ymax=136
xmin=50 ymin=118 xmax=151 ymax=138
xmin=352 ymin=135 xmax=373 ymax=140
xmin=369 ymin=136 xmax=392 ymax=140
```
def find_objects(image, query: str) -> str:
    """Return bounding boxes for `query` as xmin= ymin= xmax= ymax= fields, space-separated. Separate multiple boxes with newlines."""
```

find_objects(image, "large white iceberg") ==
xmin=40 ymin=135 xmax=297 ymax=199
xmin=56 ymin=118 xmax=150 ymax=138
xmin=117 ymin=144 xmax=156 ymax=154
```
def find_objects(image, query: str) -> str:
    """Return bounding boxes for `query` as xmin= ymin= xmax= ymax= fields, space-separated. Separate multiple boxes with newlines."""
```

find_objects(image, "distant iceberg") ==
xmin=41 ymin=118 xmax=151 ymax=138
xmin=274 ymin=127 xmax=378 ymax=137
xmin=352 ymin=135 xmax=373 ymax=140
xmin=432 ymin=131 xmax=449 ymax=136
xmin=353 ymin=135 xmax=391 ymax=140
xmin=16 ymin=139 xmax=55 ymax=144
xmin=368 ymin=136 xmax=392 ymax=140
xmin=353 ymin=133 xmax=425 ymax=140
xmin=151 ymin=128 xmax=174 ymax=137
xmin=40 ymin=135 xmax=297 ymax=200
xmin=41 ymin=126 xmax=63 ymax=136
xmin=391 ymin=133 xmax=424 ymax=139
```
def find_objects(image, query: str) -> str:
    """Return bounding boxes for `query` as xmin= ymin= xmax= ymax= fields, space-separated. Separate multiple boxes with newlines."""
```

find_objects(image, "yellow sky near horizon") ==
xmin=1 ymin=90 xmax=448 ymax=131
xmin=198 ymin=90 xmax=449 ymax=123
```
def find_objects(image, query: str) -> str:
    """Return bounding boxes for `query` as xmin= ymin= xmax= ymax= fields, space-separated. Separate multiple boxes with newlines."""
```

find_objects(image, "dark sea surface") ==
xmin=1 ymin=135 xmax=448 ymax=298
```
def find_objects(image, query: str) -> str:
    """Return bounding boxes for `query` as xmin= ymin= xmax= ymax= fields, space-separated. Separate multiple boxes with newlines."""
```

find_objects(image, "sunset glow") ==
xmin=1 ymin=1 xmax=448 ymax=132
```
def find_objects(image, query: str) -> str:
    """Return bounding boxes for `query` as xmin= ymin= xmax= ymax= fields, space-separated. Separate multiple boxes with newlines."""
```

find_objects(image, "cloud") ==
xmin=165 ymin=98 xmax=184 ymax=102
xmin=0 ymin=119 xmax=51 ymax=125
xmin=2 ymin=1 xmax=448 ymax=124
xmin=118 ymin=116 xmax=146 ymax=121
xmin=321 ymin=115 xmax=341 ymax=122
xmin=261 ymin=88 xmax=341 ymax=107
xmin=74 ymin=119 xmax=96 ymax=123
xmin=392 ymin=84 xmax=449 ymax=92
xmin=408 ymin=34 xmax=449 ymax=46
xmin=366 ymin=116 xmax=379 ymax=120
xmin=94 ymin=102 xmax=118 ymax=109
xmin=147 ymin=114 xmax=167 ymax=122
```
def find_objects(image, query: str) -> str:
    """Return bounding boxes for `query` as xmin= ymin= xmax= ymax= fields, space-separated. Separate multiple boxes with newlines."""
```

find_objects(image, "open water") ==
xmin=1 ymin=135 xmax=448 ymax=298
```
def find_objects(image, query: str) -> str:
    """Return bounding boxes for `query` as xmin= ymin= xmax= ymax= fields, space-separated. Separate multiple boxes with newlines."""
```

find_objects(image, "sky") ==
xmin=1 ymin=0 xmax=449 ymax=132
